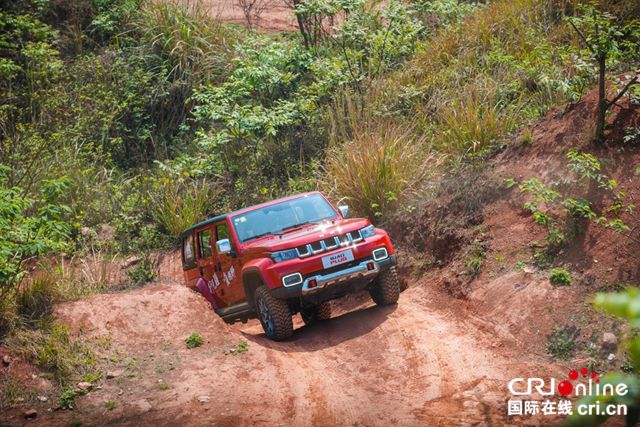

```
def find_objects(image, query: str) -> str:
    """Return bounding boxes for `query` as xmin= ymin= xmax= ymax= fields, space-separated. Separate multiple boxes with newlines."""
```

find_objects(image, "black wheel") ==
xmin=300 ymin=302 xmax=332 ymax=326
xmin=254 ymin=286 xmax=293 ymax=341
xmin=369 ymin=267 xmax=400 ymax=306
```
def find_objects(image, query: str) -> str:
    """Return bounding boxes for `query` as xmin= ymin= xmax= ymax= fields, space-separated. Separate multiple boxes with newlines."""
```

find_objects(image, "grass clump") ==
xmin=547 ymin=324 xmax=579 ymax=360
xmin=7 ymin=323 xmax=97 ymax=386
xmin=105 ymin=400 xmax=117 ymax=410
xmin=323 ymin=115 xmax=431 ymax=220
xmin=549 ymin=268 xmax=572 ymax=286
xmin=225 ymin=341 xmax=248 ymax=355
xmin=59 ymin=389 xmax=77 ymax=409
xmin=185 ymin=333 xmax=204 ymax=349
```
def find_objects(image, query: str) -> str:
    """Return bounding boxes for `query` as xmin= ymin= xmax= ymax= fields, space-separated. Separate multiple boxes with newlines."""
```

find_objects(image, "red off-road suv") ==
xmin=180 ymin=192 xmax=399 ymax=340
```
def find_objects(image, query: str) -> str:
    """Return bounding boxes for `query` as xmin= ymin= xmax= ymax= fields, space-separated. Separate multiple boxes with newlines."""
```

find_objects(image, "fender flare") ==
xmin=242 ymin=259 xmax=274 ymax=309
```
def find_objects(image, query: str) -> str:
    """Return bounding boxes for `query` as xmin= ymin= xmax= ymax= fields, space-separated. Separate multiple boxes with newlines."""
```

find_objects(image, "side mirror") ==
xmin=216 ymin=239 xmax=232 ymax=255
xmin=338 ymin=205 xmax=349 ymax=218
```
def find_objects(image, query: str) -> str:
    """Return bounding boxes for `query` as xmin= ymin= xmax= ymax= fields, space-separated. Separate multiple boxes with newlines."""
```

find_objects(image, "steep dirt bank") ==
xmin=2 ymin=281 xmax=565 ymax=426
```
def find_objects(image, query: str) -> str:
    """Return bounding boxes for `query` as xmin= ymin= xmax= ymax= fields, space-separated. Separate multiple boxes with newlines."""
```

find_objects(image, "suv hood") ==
xmin=241 ymin=218 xmax=371 ymax=254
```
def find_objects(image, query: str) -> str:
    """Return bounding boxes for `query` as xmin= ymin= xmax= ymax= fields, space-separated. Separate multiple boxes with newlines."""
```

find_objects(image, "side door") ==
xmin=181 ymin=232 xmax=199 ymax=289
xmin=195 ymin=226 xmax=227 ymax=306
xmin=213 ymin=221 xmax=244 ymax=305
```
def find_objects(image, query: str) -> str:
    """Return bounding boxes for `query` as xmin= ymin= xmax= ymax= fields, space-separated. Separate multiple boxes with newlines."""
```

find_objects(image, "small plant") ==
xmin=158 ymin=382 xmax=170 ymax=391
xmin=59 ymin=389 xmax=77 ymax=409
xmin=462 ymin=242 xmax=486 ymax=278
xmin=464 ymin=256 xmax=483 ymax=277
xmin=514 ymin=261 xmax=526 ymax=271
xmin=547 ymin=325 xmax=579 ymax=360
xmin=126 ymin=254 xmax=156 ymax=286
xmin=519 ymin=152 xmax=634 ymax=256
xmin=225 ymin=341 xmax=248 ymax=355
xmin=82 ymin=372 xmax=102 ymax=383
xmin=105 ymin=400 xmax=117 ymax=410
xmin=185 ymin=333 xmax=204 ymax=349
xmin=549 ymin=268 xmax=572 ymax=286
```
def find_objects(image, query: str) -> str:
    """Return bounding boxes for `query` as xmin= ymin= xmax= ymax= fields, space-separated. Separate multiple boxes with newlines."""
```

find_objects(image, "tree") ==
xmin=568 ymin=4 xmax=640 ymax=143
xmin=236 ymin=0 xmax=273 ymax=30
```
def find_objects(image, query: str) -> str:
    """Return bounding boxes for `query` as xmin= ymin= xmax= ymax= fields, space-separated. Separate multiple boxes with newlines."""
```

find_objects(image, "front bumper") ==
xmin=271 ymin=254 xmax=396 ymax=302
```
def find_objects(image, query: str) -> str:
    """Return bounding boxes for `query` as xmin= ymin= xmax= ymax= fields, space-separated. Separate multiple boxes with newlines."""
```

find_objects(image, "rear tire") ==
xmin=369 ymin=267 xmax=400 ymax=306
xmin=254 ymin=286 xmax=293 ymax=341
xmin=301 ymin=302 xmax=332 ymax=326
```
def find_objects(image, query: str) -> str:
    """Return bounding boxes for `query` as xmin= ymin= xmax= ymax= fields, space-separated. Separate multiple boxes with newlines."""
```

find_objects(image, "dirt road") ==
xmin=3 ymin=277 xmax=560 ymax=427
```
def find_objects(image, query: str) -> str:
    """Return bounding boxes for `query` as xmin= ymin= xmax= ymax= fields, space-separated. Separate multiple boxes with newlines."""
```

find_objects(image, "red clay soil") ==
xmin=185 ymin=0 xmax=297 ymax=32
xmin=1 ymin=86 xmax=639 ymax=426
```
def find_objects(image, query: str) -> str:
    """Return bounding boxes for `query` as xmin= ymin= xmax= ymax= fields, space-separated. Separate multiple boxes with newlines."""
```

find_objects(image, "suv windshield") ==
xmin=232 ymin=194 xmax=338 ymax=243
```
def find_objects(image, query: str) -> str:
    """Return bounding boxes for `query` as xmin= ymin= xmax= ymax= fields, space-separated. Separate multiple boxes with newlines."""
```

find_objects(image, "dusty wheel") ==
xmin=300 ymin=302 xmax=332 ymax=326
xmin=254 ymin=286 xmax=293 ymax=341
xmin=369 ymin=267 xmax=400 ymax=306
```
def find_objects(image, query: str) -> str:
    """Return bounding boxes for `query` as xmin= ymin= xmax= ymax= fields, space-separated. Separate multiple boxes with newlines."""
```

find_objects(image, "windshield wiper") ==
xmin=278 ymin=220 xmax=318 ymax=234
xmin=245 ymin=231 xmax=276 ymax=242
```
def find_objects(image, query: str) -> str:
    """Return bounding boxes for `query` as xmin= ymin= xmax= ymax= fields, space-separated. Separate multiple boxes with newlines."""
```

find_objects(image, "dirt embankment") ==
xmin=2 ymin=282 xmax=563 ymax=426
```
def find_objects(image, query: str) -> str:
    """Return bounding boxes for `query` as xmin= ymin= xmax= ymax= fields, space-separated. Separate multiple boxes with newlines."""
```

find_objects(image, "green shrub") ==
xmin=59 ymin=389 xmax=77 ymax=409
xmin=185 ymin=333 xmax=204 ymax=349
xmin=546 ymin=324 xmax=579 ymax=360
xmin=126 ymin=255 xmax=157 ymax=286
xmin=549 ymin=268 xmax=572 ymax=286
xmin=105 ymin=400 xmax=117 ymax=410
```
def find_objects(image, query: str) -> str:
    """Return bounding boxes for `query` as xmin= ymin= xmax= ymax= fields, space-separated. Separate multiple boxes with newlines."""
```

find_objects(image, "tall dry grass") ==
xmin=322 ymin=95 xmax=435 ymax=220
xmin=150 ymin=178 xmax=220 ymax=236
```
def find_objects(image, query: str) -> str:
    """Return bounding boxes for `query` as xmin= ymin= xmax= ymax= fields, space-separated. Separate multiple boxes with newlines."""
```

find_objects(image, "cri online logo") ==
xmin=509 ymin=367 xmax=628 ymax=397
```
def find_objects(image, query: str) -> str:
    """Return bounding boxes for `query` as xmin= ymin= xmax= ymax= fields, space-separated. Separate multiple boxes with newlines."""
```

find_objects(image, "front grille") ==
xmin=295 ymin=230 xmax=362 ymax=258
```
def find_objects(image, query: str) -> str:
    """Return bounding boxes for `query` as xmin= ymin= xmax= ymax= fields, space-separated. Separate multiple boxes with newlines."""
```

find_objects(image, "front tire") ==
xmin=254 ymin=286 xmax=293 ymax=341
xmin=369 ymin=267 xmax=400 ymax=306
xmin=300 ymin=302 xmax=331 ymax=326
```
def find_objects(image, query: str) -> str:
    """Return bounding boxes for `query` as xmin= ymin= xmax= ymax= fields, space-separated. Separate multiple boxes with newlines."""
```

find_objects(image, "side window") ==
xmin=215 ymin=223 xmax=234 ymax=252
xmin=197 ymin=229 xmax=212 ymax=259
xmin=182 ymin=234 xmax=196 ymax=268
xmin=216 ymin=223 xmax=230 ymax=241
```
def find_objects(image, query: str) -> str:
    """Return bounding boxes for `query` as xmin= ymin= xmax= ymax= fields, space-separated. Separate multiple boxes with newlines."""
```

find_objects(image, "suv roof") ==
xmin=179 ymin=191 xmax=324 ymax=238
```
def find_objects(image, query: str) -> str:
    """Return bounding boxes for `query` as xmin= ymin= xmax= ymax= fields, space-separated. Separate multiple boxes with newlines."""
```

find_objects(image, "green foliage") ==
xmin=519 ymin=152 xmax=633 ymax=256
xmin=185 ymin=333 xmax=204 ymax=349
xmin=567 ymin=3 xmax=640 ymax=141
xmin=126 ymin=254 xmax=156 ymax=286
xmin=549 ymin=268 xmax=572 ymax=286
xmin=105 ymin=400 xmax=117 ymax=410
xmin=59 ymin=389 xmax=77 ymax=409
xmin=463 ymin=242 xmax=486 ymax=278
xmin=0 ymin=173 xmax=71 ymax=292
xmin=564 ymin=288 xmax=640 ymax=426
xmin=547 ymin=324 xmax=579 ymax=360
xmin=567 ymin=3 xmax=640 ymax=73
xmin=225 ymin=340 xmax=249 ymax=355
